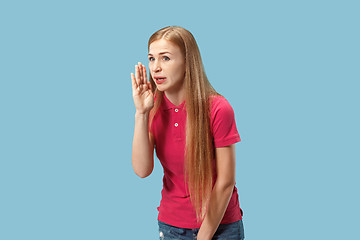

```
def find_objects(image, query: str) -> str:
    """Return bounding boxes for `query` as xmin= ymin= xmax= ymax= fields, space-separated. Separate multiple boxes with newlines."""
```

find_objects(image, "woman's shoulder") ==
xmin=209 ymin=94 xmax=233 ymax=110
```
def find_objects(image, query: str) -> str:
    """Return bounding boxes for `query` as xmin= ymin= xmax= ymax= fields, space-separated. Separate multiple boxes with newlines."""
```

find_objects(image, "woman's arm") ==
xmin=131 ymin=63 xmax=155 ymax=178
xmin=132 ymin=112 xmax=155 ymax=178
xmin=197 ymin=144 xmax=237 ymax=240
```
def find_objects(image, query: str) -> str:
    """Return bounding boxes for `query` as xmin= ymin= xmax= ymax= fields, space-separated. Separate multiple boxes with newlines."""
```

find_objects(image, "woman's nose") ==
xmin=152 ymin=61 xmax=161 ymax=72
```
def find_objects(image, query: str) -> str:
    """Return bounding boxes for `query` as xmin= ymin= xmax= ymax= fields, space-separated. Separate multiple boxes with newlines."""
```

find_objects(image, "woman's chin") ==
xmin=156 ymin=85 xmax=167 ymax=92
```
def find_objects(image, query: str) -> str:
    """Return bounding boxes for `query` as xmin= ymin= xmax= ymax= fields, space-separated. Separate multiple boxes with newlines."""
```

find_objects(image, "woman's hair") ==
xmin=148 ymin=26 xmax=220 ymax=222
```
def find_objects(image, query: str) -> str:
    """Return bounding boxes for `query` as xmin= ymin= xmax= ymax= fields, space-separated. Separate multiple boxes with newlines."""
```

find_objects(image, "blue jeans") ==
xmin=158 ymin=220 xmax=245 ymax=240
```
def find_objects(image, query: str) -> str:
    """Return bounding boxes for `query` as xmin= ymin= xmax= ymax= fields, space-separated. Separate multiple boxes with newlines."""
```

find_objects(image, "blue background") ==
xmin=1 ymin=0 xmax=359 ymax=239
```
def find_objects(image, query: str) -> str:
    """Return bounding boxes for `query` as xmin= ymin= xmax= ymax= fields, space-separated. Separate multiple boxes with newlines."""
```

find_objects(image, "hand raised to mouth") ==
xmin=131 ymin=62 xmax=154 ymax=114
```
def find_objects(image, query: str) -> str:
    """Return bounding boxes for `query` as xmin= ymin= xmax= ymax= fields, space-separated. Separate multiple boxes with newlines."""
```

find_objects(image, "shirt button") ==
xmin=174 ymin=123 xmax=178 ymax=127
xmin=175 ymin=109 xmax=179 ymax=112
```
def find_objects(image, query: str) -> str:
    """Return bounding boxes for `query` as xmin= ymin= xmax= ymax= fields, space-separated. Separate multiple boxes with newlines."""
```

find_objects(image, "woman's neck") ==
xmin=164 ymin=88 xmax=185 ymax=106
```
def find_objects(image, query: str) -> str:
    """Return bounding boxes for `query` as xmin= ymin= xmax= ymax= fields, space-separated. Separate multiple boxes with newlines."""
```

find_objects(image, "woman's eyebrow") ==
xmin=148 ymin=52 xmax=172 ymax=56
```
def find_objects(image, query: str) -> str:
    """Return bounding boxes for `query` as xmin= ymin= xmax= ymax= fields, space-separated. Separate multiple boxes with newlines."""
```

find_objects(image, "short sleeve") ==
xmin=210 ymin=96 xmax=241 ymax=148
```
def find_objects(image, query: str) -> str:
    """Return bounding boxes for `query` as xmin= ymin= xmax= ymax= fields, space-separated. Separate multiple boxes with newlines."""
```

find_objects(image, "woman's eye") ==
xmin=163 ymin=56 xmax=170 ymax=61
xmin=149 ymin=57 xmax=155 ymax=61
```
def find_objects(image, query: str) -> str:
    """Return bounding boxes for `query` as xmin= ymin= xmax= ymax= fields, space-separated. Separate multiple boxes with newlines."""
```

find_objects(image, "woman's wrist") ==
xmin=135 ymin=110 xmax=150 ymax=117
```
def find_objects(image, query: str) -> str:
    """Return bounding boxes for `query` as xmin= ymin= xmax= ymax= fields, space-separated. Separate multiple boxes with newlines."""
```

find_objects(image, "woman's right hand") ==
xmin=131 ymin=62 xmax=154 ymax=114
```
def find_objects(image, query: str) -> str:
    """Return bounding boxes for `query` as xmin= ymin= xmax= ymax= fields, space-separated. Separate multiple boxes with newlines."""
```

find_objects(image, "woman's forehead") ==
xmin=149 ymin=39 xmax=181 ymax=54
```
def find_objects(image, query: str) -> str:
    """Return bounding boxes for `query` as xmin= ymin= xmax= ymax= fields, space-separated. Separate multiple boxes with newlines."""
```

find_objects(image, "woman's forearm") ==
xmin=197 ymin=182 xmax=235 ymax=240
xmin=131 ymin=112 xmax=154 ymax=178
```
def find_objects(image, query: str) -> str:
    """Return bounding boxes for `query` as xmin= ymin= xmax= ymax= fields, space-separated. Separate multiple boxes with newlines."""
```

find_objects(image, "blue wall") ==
xmin=1 ymin=0 xmax=359 ymax=239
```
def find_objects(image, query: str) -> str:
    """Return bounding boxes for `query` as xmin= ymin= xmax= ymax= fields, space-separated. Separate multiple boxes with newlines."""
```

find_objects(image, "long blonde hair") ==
xmin=148 ymin=26 xmax=220 ymax=222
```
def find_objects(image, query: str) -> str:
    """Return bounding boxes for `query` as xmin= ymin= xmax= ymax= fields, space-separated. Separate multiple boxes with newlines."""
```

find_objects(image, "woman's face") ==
xmin=148 ymin=39 xmax=186 ymax=95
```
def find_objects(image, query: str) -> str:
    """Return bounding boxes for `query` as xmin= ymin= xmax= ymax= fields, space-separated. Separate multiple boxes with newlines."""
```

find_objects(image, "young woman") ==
xmin=131 ymin=26 xmax=245 ymax=240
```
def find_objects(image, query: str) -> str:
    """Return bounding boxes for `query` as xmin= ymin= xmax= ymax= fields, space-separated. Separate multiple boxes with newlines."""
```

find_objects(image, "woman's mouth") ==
xmin=155 ymin=78 xmax=167 ymax=84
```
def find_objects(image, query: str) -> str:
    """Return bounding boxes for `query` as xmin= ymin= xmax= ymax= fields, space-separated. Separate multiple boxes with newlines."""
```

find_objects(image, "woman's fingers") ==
xmin=131 ymin=73 xmax=138 ymax=91
xmin=133 ymin=62 xmax=149 ymax=95
xmin=142 ymin=83 xmax=148 ymax=91
xmin=138 ymin=62 xmax=144 ymax=85
xmin=147 ymin=81 xmax=153 ymax=92
xmin=142 ymin=65 xmax=148 ymax=84
xmin=135 ymin=64 xmax=140 ymax=87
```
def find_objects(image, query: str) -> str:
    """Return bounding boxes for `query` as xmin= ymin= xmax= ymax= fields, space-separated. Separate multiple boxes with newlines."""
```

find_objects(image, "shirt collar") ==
xmin=162 ymin=93 xmax=186 ymax=110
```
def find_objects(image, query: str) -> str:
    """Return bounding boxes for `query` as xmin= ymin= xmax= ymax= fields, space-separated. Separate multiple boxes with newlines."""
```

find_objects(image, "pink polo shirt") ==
xmin=150 ymin=93 xmax=243 ymax=229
